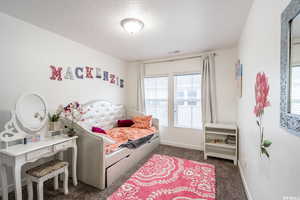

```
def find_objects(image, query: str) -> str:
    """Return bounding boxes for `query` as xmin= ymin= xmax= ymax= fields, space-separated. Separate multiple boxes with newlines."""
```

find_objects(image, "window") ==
xmin=144 ymin=77 xmax=168 ymax=126
xmin=174 ymin=74 xmax=201 ymax=129
xmin=144 ymin=73 xmax=202 ymax=129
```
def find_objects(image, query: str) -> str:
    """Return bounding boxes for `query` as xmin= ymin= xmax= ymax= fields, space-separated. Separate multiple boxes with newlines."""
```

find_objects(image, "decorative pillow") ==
xmin=91 ymin=126 xmax=106 ymax=134
xmin=117 ymin=119 xmax=134 ymax=127
xmin=131 ymin=115 xmax=152 ymax=129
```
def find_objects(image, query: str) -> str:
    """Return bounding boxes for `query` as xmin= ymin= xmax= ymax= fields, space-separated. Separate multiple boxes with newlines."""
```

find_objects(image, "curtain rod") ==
xmin=143 ymin=52 xmax=216 ymax=65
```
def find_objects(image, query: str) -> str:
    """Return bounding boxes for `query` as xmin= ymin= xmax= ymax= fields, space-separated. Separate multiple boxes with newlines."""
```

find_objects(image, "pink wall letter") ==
xmin=85 ymin=66 xmax=94 ymax=79
xmin=50 ymin=65 xmax=63 ymax=81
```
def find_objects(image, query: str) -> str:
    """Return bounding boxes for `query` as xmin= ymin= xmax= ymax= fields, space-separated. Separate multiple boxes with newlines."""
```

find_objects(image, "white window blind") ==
xmin=291 ymin=66 xmax=300 ymax=115
xmin=144 ymin=77 xmax=169 ymax=126
xmin=174 ymin=74 xmax=202 ymax=129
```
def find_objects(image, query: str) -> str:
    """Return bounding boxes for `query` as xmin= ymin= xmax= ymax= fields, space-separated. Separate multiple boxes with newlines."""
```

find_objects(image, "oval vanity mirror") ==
xmin=15 ymin=93 xmax=48 ymax=133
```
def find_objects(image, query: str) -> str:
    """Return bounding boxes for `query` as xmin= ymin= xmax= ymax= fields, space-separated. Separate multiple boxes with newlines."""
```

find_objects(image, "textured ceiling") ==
xmin=0 ymin=0 xmax=253 ymax=61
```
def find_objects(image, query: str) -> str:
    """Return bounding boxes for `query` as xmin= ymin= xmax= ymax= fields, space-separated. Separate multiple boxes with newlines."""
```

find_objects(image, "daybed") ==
xmin=71 ymin=100 xmax=160 ymax=190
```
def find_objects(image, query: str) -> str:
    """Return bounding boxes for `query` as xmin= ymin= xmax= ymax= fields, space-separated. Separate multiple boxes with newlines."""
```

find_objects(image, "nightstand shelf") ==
xmin=204 ymin=123 xmax=238 ymax=165
xmin=205 ymin=142 xmax=236 ymax=149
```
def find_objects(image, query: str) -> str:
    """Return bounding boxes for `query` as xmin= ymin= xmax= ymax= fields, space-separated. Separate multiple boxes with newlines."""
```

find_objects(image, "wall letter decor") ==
xmin=49 ymin=65 xmax=125 ymax=88
xmin=110 ymin=74 xmax=116 ymax=84
xmin=85 ymin=66 xmax=94 ymax=79
xmin=116 ymin=77 xmax=119 ymax=86
xmin=120 ymin=79 xmax=124 ymax=88
xmin=95 ymin=68 xmax=102 ymax=79
xmin=64 ymin=67 xmax=74 ymax=80
xmin=50 ymin=65 xmax=63 ymax=81
xmin=75 ymin=67 xmax=84 ymax=79
xmin=103 ymin=71 xmax=109 ymax=81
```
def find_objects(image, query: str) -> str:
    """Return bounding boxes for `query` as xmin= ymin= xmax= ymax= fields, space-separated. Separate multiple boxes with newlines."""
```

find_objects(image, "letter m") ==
xmin=50 ymin=65 xmax=63 ymax=81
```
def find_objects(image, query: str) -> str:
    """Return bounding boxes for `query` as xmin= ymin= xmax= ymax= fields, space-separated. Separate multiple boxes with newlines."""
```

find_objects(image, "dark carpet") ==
xmin=5 ymin=145 xmax=247 ymax=200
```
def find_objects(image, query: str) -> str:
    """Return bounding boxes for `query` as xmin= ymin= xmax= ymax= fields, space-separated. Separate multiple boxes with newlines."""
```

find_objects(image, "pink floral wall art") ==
xmin=254 ymin=72 xmax=272 ymax=158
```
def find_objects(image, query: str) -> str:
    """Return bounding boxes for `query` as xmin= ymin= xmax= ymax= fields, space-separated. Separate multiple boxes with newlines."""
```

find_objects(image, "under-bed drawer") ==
xmin=106 ymin=154 xmax=134 ymax=187
xmin=105 ymin=137 xmax=160 ymax=187
xmin=105 ymin=148 xmax=130 ymax=167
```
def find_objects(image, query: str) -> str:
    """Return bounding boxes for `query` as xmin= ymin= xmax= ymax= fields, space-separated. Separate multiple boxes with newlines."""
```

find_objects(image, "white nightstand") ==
xmin=204 ymin=123 xmax=238 ymax=165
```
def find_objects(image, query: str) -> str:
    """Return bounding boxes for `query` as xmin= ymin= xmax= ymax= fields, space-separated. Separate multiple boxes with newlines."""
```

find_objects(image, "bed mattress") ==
xmin=104 ymin=127 xmax=157 ymax=154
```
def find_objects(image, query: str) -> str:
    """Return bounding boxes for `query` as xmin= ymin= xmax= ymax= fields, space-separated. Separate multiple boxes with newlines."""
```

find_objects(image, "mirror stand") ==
xmin=0 ymin=93 xmax=48 ymax=149
xmin=0 ymin=110 xmax=28 ymax=149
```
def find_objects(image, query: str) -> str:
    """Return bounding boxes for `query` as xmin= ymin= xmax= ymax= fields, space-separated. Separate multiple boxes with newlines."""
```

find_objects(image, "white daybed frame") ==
xmin=71 ymin=100 xmax=159 ymax=190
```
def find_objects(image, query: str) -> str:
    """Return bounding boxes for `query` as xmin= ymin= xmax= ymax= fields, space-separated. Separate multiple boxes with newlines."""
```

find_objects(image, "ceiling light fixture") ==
xmin=121 ymin=18 xmax=144 ymax=34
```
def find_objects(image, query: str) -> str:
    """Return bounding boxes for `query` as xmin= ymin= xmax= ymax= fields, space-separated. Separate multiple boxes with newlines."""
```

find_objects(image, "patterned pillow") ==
xmin=131 ymin=115 xmax=152 ymax=129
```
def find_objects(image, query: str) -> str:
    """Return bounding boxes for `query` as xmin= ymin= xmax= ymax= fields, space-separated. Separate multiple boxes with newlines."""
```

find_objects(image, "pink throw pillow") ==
xmin=131 ymin=115 xmax=152 ymax=129
xmin=91 ymin=126 xmax=106 ymax=134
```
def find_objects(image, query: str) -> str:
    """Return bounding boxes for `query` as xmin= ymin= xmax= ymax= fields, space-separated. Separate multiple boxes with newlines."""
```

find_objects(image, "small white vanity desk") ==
xmin=0 ymin=93 xmax=78 ymax=200
xmin=0 ymin=135 xmax=78 ymax=200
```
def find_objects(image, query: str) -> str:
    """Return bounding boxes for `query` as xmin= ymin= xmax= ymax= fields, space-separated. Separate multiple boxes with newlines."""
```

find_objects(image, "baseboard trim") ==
xmin=238 ymin=161 xmax=254 ymax=200
xmin=160 ymin=140 xmax=203 ymax=151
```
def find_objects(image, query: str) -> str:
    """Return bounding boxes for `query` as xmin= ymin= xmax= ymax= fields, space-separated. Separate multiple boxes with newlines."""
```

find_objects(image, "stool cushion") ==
xmin=26 ymin=160 xmax=68 ymax=178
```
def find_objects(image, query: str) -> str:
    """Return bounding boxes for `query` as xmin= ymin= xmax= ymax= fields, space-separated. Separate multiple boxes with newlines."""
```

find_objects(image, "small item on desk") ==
xmin=32 ymin=135 xmax=40 ymax=142
xmin=48 ymin=105 xmax=64 ymax=131
xmin=50 ymin=130 xmax=63 ymax=137
xmin=65 ymin=126 xmax=76 ymax=137
xmin=25 ymin=135 xmax=41 ymax=144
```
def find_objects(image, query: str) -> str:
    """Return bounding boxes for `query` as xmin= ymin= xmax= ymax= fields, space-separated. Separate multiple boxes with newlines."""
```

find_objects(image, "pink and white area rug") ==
xmin=108 ymin=154 xmax=216 ymax=200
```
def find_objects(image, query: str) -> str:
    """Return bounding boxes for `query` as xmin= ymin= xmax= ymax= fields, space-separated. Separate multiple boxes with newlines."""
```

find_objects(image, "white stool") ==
xmin=26 ymin=160 xmax=69 ymax=200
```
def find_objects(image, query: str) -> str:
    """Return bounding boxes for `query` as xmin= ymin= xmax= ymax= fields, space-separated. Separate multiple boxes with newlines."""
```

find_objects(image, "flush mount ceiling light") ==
xmin=121 ymin=18 xmax=144 ymax=34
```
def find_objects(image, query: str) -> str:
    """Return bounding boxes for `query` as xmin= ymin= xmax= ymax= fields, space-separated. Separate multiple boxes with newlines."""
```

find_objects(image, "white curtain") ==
xmin=201 ymin=54 xmax=217 ymax=124
xmin=137 ymin=63 xmax=145 ymax=113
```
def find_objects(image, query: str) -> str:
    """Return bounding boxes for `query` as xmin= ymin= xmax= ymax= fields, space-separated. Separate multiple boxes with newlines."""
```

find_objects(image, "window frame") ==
xmin=143 ymin=71 xmax=202 ymax=130
xmin=172 ymin=72 xmax=202 ymax=130
xmin=144 ymin=75 xmax=169 ymax=127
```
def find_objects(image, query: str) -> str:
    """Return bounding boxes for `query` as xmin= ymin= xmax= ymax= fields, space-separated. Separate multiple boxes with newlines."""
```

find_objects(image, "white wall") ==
xmin=127 ymin=47 xmax=238 ymax=150
xmin=0 ymin=12 xmax=128 ymax=129
xmin=0 ymin=12 xmax=128 ymax=191
xmin=238 ymin=0 xmax=300 ymax=199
